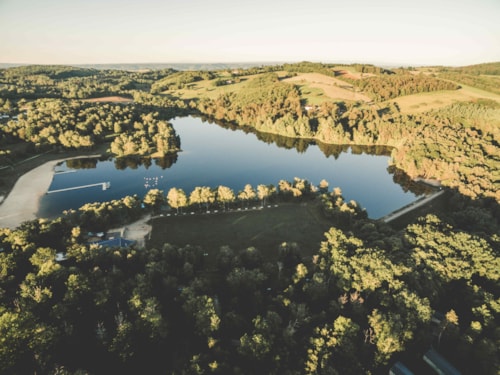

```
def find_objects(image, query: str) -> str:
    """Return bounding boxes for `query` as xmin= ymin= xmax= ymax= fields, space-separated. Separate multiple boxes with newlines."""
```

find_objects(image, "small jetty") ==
xmin=54 ymin=170 xmax=77 ymax=175
xmin=47 ymin=181 xmax=110 ymax=194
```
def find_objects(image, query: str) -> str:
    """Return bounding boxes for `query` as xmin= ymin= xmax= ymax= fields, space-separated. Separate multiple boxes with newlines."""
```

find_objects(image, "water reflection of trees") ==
xmin=388 ymin=165 xmax=436 ymax=196
xmin=65 ymin=158 xmax=99 ymax=169
xmin=201 ymin=115 xmax=395 ymax=159
xmin=196 ymin=116 xmax=434 ymax=196
xmin=113 ymin=154 xmax=178 ymax=170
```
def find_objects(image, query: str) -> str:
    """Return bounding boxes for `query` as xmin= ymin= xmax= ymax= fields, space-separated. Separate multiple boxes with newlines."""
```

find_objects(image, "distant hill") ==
xmin=2 ymin=61 xmax=499 ymax=73
xmin=444 ymin=61 xmax=500 ymax=75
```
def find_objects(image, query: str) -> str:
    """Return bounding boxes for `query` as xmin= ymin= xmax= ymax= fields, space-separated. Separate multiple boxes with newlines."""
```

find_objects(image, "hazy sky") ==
xmin=1 ymin=0 xmax=499 ymax=66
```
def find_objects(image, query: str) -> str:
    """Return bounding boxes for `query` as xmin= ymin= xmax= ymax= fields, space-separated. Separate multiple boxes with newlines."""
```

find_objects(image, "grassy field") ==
xmin=165 ymin=73 xmax=265 ymax=101
xmin=147 ymin=201 xmax=333 ymax=262
xmin=388 ymin=84 xmax=500 ymax=114
xmin=165 ymin=71 xmax=373 ymax=105
xmin=283 ymin=72 xmax=372 ymax=103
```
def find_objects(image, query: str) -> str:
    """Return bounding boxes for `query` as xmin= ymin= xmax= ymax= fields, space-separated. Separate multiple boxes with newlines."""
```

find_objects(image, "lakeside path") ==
xmin=379 ymin=190 xmax=445 ymax=223
xmin=0 ymin=155 xmax=101 ymax=229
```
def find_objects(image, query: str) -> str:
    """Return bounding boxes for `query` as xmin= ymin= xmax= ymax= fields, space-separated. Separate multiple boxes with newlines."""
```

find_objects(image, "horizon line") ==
xmin=1 ymin=59 xmax=498 ymax=69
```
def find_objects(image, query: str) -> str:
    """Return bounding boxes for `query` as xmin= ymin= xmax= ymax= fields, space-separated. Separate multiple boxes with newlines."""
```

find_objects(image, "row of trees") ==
xmin=144 ymin=177 xmax=320 ymax=215
xmin=337 ymin=72 xmax=459 ymax=101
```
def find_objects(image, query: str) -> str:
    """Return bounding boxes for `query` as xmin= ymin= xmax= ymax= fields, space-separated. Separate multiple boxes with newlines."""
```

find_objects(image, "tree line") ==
xmin=337 ymin=72 xmax=459 ymax=101
xmin=193 ymin=83 xmax=499 ymax=202
xmin=0 ymin=65 xmax=177 ymax=100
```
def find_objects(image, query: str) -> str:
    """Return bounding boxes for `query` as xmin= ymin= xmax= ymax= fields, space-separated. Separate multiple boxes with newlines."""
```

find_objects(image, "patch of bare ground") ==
xmin=0 ymin=153 xmax=103 ymax=229
xmin=0 ymin=143 xmax=109 ymax=228
xmin=83 ymin=96 xmax=133 ymax=103
xmin=111 ymin=215 xmax=152 ymax=248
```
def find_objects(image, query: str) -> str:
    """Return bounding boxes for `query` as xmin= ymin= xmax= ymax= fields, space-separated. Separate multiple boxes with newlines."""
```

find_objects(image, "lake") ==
xmin=39 ymin=116 xmax=422 ymax=219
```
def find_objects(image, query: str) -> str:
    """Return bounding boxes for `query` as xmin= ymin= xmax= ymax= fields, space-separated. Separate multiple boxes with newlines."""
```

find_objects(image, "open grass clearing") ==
xmin=167 ymin=71 xmax=372 ymax=105
xmin=166 ymin=73 xmax=264 ymax=101
xmin=147 ymin=201 xmax=332 ymax=262
xmin=389 ymin=85 xmax=500 ymax=114
xmin=334 ymin=69 xmax=376 ymax=80
xmin=283 ymin=73 xmax=372 ymax=103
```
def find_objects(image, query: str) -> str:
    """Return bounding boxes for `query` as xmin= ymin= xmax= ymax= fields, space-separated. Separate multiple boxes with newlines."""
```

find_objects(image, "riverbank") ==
xmin=0 ymin=154 xmax=102 ymax=229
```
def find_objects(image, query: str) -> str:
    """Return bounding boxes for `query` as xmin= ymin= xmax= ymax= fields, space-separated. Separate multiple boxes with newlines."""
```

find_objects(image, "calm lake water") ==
xmin=39 ymin=116 xmax=421 ymax=219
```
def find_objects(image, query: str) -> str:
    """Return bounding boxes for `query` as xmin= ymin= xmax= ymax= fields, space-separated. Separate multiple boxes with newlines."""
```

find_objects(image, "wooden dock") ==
xmin=47 ymin=181 xmax=110 ymax=194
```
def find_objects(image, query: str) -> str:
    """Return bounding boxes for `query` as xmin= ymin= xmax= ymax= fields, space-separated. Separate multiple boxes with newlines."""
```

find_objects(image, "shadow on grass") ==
xmin=148 ymin=202 xmax=332 ymax=262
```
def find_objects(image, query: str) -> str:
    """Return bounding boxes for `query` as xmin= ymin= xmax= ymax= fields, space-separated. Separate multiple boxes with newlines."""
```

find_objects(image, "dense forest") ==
xmin=0 ymin=62 xmax=499 ymax=374
xmin=0 ymin=185 xmax=498 ymax=374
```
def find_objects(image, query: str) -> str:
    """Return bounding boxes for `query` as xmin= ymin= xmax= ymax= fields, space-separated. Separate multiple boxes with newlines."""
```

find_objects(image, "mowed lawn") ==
xmin=148 ymin=202 xmax=333 ymax=261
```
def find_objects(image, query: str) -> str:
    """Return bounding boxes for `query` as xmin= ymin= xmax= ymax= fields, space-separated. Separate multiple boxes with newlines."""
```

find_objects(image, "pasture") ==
xmin=283 ymin=72 xmax=372 ymax=103
xmin=389 ymin=84 xmax=500 ymax=114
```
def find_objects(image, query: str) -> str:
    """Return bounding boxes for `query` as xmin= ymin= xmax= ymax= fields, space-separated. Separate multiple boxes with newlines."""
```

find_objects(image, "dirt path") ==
xmin=112 ymin=215 xmax=152 ymax=248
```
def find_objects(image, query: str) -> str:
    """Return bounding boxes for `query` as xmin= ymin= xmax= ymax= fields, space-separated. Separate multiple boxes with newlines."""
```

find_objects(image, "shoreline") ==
xmin=0 ymin=154 xmax=101 ymax=229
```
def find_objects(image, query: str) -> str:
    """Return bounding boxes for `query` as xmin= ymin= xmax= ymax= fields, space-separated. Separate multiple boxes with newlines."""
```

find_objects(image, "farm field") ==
xmin=163 ymin=72 xmax=265 ymax=101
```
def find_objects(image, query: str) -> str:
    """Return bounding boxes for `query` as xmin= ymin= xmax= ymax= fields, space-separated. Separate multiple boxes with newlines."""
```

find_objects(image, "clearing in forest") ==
xmin=148 ymin=202 xmax=332 ymax=261
xmin=283 ymin=73 xmax=372 ymax=103
xmin=390 ymin=84 xmax=500 ymax=114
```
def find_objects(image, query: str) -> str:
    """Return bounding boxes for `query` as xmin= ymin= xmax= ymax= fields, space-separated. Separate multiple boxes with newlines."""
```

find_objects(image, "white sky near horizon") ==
xmin=0 ymin=0 xmax=499 ymax=66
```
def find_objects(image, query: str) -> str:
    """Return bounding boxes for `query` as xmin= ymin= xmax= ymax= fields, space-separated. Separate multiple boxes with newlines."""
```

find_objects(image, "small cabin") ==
xmin=389 ymin=361 xmax=414 ymax=375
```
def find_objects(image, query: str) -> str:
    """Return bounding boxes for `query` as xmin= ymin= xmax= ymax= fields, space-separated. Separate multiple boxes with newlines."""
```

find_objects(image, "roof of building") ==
xmin=93 ymin=237 xmax=135 ymax=248
xmin=389 ymin=361 xmax=414 ymax=375
xmin=423 ymin=348 xmax=461 ymax=375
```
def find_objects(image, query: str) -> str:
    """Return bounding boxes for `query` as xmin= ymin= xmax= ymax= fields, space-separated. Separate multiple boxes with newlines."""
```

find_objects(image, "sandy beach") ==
xmin=0 ymin=155 xmax=100 ymax=229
